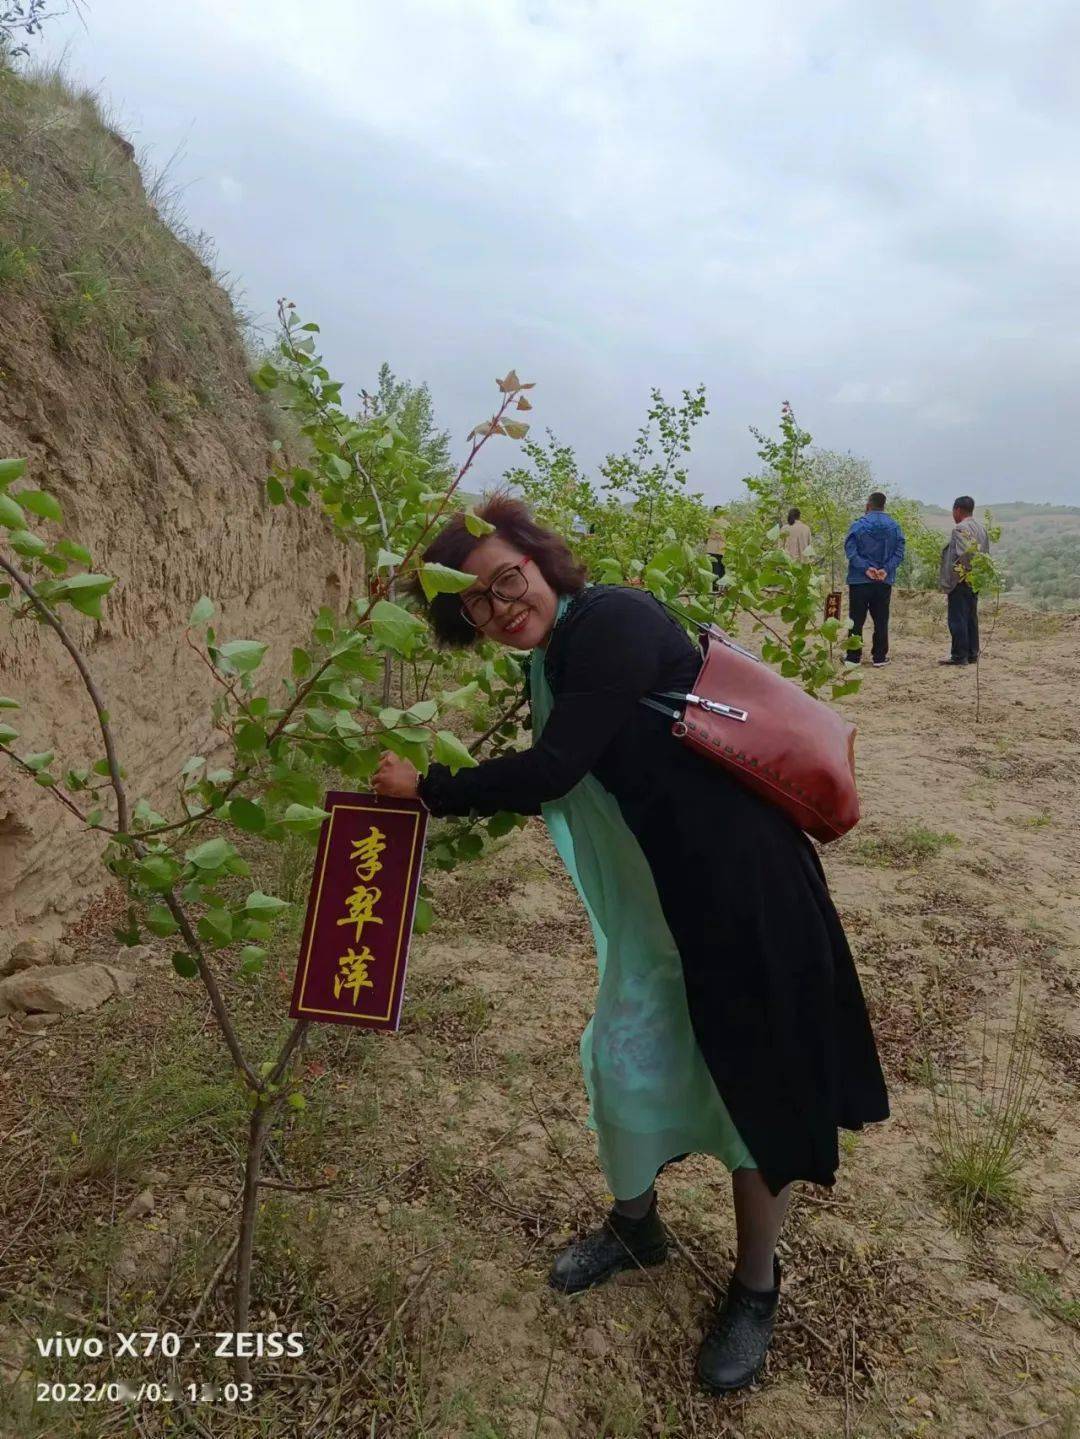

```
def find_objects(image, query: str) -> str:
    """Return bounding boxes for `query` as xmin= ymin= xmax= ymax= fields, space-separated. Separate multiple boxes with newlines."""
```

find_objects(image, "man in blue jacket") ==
xmin=843 ymin=492 xmax=906 ymax=667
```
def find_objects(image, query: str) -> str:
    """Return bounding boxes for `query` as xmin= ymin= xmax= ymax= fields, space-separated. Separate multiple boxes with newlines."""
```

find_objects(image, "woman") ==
xmin=374 ymin=496 xmax=888 ymax=1393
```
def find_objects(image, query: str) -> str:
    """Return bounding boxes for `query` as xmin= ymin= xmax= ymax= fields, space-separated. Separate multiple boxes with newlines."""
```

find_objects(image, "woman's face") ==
xmin=459 ymin=536 xmax=559 ymax=650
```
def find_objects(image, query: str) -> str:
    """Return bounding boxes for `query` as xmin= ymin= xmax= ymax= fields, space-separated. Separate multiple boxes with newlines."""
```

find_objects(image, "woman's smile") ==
xmin=499 ymin=606 xmax=530 ymax=638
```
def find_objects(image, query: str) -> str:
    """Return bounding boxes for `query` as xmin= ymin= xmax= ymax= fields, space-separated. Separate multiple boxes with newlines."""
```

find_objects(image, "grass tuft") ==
xmin=849 ymin=824 xmax=960 ymax=868
xmin=929 ymin=982 xmax=1046 ymax=1230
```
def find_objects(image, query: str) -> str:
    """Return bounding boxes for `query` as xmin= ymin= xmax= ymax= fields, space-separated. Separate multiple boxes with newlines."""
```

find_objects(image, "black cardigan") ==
xmin=422 ymin=586 xmax=888 ymax=1193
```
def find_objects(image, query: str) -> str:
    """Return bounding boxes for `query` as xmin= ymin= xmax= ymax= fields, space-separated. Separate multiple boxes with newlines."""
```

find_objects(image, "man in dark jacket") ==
xmin=843 ymin=492 xmax=906 ymax=667
xmin=939 ymin=495 xmax=989 ymax=666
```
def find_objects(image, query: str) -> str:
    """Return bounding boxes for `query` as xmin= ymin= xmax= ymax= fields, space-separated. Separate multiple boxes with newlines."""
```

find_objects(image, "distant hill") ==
xmin=912 ymin=502 xmax=1080 ymax=608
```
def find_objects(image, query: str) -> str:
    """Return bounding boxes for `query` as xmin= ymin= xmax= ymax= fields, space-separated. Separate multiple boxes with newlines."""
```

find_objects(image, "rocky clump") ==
xmin=0 ymin=936 xmax=74 ymax=977
xmin=0 ymin=962 xmax=135 ymax=1015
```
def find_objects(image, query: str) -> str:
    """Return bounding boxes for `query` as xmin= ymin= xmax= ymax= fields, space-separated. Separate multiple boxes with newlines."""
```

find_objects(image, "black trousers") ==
xmin=947 ymin=584 xmax=980 ymax=661
xmin=847 ymin=583 xmax=891 ymax=664
xmin=709 ymin=554 xmax=725 ymax=586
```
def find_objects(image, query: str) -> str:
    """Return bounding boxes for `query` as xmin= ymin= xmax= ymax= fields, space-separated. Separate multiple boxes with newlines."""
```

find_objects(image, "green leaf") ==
xmin=10 ymin=529 xmax=46 ymax=558
xmin=0 ymin=493 xmax=25 ymax=528
xmin=282 ymin=803 xmax=330 ymax=832
xmin=235 ymin=722 xmax=267 ymax=754
xmin=442 ymin=681 xmax=479 ymax=710
xmin=287 ymin=1091 xmax=306 ymax=1111
xmin=229 ymin=798 xmax=266 ymax=833
xmin=291 ymin=647 xmax=311 ymax=679
xmin=23 ymin=751 xmax=53 ymax=772
xmin=137 ymin=854 xmax=181 ymax=892
xmin=54 ymin=539 xmax=92 ymax=566
xmin=433 ymin=730 xmax=477 ymax=774
xmin=831 ymin=679 xmax=861 ymax=699
xmin=34 ymin=771 xmax=55 ymax=787
xmin=501 ymin=419 xmax=529 ymax=441
xmin=487 ymin=811 xmax=519 ymax=839
xmin=370 ymin=599 xmax=426 ymax=657
xmin=197 ymin=908 xmax=233 ymax=946
xmin=55 ymin=573 xmax=115 ymax=600
xmin=186 ymin=837 xmax=235 ymax=869
xmin=146 ymin=905 xmax=179 ymax=937
xmin=267 ymin=476 xmax=286 ymax=505
xmin=217 ymin=639 xmax=268 ymax=674
xmin=412 ymin=897 xmax=434 ymax=935
xmin=239 ymin=952 xmax=265 ymax=978
xmin=375 ymin=548 xmax=404 ymax=571
xmin=0 ymin=458 xmax=27 ymax=487
xmin=405 ymin=699 xmax=438 ymax=724
xmin=0 ymin=723 xmax=17 ymax=744
xmin=417 ymin=562 xmax=476 ymax=601
xmin=17 ymin=490 xmax=62 ymax=522
xmin=245 ymin=891 xmax=292 ymax=917
xmin=190 ymin=595 xmax=214 ymax=627
xmin=171 ymin=951 xmax=199 ymax=979
xmin=464 ymin=510 xmax=496 ymax=537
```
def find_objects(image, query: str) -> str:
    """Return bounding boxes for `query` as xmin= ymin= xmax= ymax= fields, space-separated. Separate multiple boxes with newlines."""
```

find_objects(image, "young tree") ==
xmin=0 ymin=305 xmax=534 ymax=1381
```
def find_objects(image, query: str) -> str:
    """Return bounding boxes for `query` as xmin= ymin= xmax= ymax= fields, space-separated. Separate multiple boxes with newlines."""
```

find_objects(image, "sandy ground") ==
xmin=2 ymin=590 xmax=1078 ymax=1437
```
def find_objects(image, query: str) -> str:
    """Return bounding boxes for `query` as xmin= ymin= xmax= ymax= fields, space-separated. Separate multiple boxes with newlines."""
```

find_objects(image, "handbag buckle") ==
xmin=687 ymin=693 xmax=749 ymax=723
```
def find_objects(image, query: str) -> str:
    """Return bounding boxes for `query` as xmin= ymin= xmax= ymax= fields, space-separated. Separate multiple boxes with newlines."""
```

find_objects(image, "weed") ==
xmin=849 ymin=825 xmax=960 ymax=868
xmin=1016 ymin=1263 xmax=1080 ymax=1329
xmin=929 ymin=982 xmax=1046 ymax=1230
xmin=0 ymin=235 xmax=35 ymax=281
xmin=147 ymin=377 xmax=200 ymax=423
xmin=1005 ymin=809 xmax=1054 ymax=829
xmin=62 ymin=1010 xmax=247 ymax=1181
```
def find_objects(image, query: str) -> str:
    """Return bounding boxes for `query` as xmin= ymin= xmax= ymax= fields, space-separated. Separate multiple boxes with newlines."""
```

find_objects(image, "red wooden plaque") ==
xmin=825 ymin=590 xmax=843 ymax=622
xmin=289 ymin=791 xmax=428 ymax=1031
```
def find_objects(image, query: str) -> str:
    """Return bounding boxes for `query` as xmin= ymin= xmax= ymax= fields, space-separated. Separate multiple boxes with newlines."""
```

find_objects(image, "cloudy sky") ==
xmin=44 ymin=1 xmax=1080 ymax=504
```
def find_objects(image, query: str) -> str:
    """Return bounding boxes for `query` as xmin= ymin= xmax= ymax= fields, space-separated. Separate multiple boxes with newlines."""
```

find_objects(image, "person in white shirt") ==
xmin=781 ymin=508 xmax=812 ymax=561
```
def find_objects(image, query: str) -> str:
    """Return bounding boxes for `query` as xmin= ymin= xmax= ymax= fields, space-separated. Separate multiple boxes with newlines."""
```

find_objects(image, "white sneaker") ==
xmin=872 ymin=658 xmax=890 ymax=667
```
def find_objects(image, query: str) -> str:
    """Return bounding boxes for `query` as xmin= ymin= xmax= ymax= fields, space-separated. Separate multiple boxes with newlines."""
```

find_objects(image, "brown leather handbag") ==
xmin=642 ymin=622 xmax=860 ymax=842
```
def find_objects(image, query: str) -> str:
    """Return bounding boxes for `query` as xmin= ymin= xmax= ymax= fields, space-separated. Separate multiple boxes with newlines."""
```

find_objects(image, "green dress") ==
xmin=530 ymin=600 xmax=755 ymax=1199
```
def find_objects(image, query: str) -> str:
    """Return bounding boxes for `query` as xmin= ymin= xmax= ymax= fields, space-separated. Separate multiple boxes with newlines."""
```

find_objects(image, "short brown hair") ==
xmin=416 ymin=491 xmax=587 ymax=646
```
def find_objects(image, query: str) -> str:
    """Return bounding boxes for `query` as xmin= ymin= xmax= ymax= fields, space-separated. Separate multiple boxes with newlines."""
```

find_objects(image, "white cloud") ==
xmin=217 ymin=174 xmax=243 ymax=204
xmin=833 ymin=381 xmax=916 ymax=406
xmin=41 ymin=0 xmax=1080 ymax=503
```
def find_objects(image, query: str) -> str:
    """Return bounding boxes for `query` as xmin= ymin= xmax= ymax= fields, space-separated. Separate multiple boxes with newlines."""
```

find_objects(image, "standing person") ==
xmin=373 ymin=495 xmax=889 ymax=1394
xmin=939 ymin=495 xmax=989 ymax=666
xmin=781 ymin=507 xmax=812 ymax=561
xmin=705 ymin=505 xmax=726 ymax=586
xmin=843 ymin=492 xmax=905 ymax=667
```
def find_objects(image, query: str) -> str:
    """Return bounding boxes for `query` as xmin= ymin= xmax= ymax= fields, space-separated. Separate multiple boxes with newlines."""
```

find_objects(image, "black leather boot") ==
xmin=696 ymin=1258 xmax=781 ymax=1393
xmin=548 ymin=1199 xmax=669 ymax=1295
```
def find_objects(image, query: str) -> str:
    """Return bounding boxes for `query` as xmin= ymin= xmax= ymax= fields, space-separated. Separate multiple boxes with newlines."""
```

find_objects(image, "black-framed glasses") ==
xmin=460 ymin=557 xmax=534 ymax=629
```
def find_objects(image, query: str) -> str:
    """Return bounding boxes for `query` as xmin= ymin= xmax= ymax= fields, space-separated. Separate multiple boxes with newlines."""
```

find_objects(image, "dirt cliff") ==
xmin=0 ymin=67 xmax=353 ymax=944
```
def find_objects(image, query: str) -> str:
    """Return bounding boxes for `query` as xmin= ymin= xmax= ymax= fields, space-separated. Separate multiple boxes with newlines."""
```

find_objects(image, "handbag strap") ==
xmin=639 ymin=692 xmax=685 ymax=721
xmin=639 ymin=689 xmax=750 ymax=724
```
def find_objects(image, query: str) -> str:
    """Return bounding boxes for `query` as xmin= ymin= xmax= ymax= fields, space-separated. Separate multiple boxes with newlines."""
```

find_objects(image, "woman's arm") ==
xmin=420 ymin=591 xmax=667 ymax=818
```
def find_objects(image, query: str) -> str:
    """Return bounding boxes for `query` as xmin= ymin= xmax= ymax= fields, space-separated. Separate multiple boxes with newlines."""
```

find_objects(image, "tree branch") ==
xmin=0 ymin=741 xmax=96 ymax=827
xmin=0 ymin=553 xmax=129 ymax=832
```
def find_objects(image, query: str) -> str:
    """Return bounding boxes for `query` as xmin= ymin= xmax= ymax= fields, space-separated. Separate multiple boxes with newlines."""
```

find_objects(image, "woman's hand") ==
xmin=373 ymin=751 xmax=420 ymax=798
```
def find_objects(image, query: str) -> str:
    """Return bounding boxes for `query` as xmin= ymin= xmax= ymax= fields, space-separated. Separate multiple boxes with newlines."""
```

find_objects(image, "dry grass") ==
xmin=0 ymin=58 xmax=255 ymax=414
xmin=928 ymin=982 xmax=1048 ymax=1230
